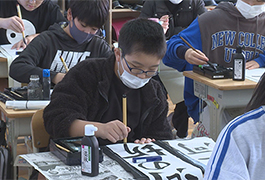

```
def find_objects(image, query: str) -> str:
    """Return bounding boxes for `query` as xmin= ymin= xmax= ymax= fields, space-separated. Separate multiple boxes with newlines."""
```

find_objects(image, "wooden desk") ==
xmin=0 ymin=101 xmax=37 ymax=178
xmin=183 ymin=71 xmax=257 ymax=140
xmin=0 ymin=56 xmax=7 ymax=62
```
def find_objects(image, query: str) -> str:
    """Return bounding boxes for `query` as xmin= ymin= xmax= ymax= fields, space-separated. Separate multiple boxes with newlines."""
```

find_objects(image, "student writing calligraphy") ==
xmin=9 ymin=0 xmax=112 ymax=85
xmin=43 ymin=18 xmax=173 ymax=146
xmin=163 ymin=0 xmax=265 ymax=133
xmin=0 ymin=0 xmax=66 ymax=49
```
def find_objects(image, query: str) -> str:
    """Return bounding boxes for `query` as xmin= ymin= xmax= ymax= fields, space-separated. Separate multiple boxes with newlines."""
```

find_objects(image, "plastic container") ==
xmin=42 ymin=69 xmax=51 ymax=100
xmin=27 ymin=75 xmax=43 ymax=100
xmin=81 ymin=124 xmax=99 ymax=177
xmin=233 ymin=46 xmax=245 ymax=81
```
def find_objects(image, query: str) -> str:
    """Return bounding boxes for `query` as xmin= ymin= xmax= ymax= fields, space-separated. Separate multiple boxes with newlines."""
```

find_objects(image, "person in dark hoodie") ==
xmin=9 ymin=0 xmax=112 ymax=85
xmin=163 ymin=0 xmax=265 ymax=135
xmin=0 ymin=0 xmax=66 ymax=49
xmin=43 ymin=18 xmax=173 ymax=146
xmin=139 ymin=0 xmax=207 ymax=138
xmin=139 ymin=0 xmax=207 ymax=39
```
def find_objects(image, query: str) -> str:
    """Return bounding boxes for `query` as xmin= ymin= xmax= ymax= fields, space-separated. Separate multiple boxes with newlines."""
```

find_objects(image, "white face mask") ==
xmin=169 ymin=0 xmax=183 ymax=4
xmin=236 ymin=0 xmax=265 ymax=19
xmin=117 ymin=58 xmax=151 ymax=89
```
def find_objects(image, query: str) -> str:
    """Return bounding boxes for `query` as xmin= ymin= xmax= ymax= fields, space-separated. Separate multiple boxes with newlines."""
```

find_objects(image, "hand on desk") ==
xmin=246 ymin=60 xmax=259 ymax=70
xmin=185 ymin=48 xmax=209 ymax=65
xmin=11 ymin=34 xmax=38 ymax=50
xmin=96 ymin=120 xmax=131 ymax=143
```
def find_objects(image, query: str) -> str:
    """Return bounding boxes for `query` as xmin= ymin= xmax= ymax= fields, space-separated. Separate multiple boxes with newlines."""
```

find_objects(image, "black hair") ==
xmin=245 ymin=72 xmax=265 ymax=112
xmin=69 ymin=0 xmax=109 ymax=28
xmin=118 ymin=18 xmax=166 ymax=59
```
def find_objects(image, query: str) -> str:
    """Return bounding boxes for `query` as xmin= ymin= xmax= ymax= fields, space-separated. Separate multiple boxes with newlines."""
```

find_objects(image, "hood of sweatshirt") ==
xmin=216 ymin=1 xmax=265 ymax=20
xmin=198 ymin=1 xmax=265 ymax=67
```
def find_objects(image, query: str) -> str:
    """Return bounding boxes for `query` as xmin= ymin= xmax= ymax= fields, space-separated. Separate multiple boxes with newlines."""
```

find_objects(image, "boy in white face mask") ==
xmin=163 ymin=0 xmax=265 ymax=135
xmin=43 ymin=18 xmax=173 ymax=146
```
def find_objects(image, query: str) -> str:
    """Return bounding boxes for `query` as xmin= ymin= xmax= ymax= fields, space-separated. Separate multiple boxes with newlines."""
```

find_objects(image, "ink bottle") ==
xmin=81 ymin=124 xmax=99 ymax=177
xmin=42 ymin=69 xmax=51 ymax=100
xmin=233 ymin=46 xmax=245 ymax=81
xmin=27 ymin=75 xmax=42 ymax=100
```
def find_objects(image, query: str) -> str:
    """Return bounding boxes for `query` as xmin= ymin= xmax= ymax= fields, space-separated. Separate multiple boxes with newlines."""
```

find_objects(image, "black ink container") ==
xmin=233 ymin=46 xmax=245 ymax=81
xmin=81 ymin=124 xmax=99 ymax=177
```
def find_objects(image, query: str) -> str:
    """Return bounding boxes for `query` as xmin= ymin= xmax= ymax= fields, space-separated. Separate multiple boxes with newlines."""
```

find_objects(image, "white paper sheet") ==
xmin=0 ymin=44 xmax=23 ymax=87
xmin=107 ymin=141 xmax=204 ymax=180
xmin=245 ymin=68 xmax=265 ymax=82
xmin=164 ymin=137 xmax=215 ymax=166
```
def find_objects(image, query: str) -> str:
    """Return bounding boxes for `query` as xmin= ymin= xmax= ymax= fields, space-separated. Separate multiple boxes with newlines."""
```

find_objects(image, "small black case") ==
xmin=193 ymin=64 xmax=233 ymax=79
xmin=50 ymin=137 xmax=103 ymax=165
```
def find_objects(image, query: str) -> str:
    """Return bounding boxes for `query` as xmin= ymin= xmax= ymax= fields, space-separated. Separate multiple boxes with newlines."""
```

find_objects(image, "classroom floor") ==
xmin=16 ymin=97 xmax=196 ymax=179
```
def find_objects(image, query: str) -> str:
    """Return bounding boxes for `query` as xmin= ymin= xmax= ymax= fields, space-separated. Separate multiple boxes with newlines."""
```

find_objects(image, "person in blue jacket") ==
xmin=163 ymin=0 xmax=265 ymax=131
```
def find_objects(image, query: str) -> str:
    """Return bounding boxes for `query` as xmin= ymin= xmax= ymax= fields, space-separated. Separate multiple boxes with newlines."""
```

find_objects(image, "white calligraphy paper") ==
xmin=107 ymin=142 xmax=203 ymax=180
xmin=165 ymin=137 xmax=215 ymax=166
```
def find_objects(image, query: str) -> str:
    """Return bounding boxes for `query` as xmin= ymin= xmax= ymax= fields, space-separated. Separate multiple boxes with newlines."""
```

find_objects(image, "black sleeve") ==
xmin=46 ymin=1 xmax=66 ymax=24
xmin=43 ymin=61 xmax=99 ymax=138
xmin=139 ymin=0 xmax=155 ymax=18
xmin=9 ymin=34 xmax=49 ymax=83
xmin=177 ymin=45 xmax=189 ymax=60
xmin=98 ymin=39 xmax=113 ymax=58
xmin=194 ymin=0 xmax=207 ymax=17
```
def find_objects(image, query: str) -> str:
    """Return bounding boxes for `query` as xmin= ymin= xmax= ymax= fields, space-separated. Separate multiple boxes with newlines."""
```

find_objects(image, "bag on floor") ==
xmin=0 ymin=119 xmax=12 ymax=180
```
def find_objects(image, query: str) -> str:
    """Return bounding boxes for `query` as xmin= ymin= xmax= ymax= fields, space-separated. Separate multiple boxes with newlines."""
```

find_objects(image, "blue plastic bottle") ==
xmin=42 ymin=69 xmax=51 ymax=100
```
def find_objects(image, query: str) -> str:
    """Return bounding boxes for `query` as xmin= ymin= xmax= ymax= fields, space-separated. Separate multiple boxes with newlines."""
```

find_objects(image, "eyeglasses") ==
xmin=123 ymin=56 xmax=159 ymax=77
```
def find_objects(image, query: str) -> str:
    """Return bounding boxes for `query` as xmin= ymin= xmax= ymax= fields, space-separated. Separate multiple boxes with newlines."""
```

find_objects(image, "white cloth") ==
xmin=204 ymin=106 xmax=265 ymax=180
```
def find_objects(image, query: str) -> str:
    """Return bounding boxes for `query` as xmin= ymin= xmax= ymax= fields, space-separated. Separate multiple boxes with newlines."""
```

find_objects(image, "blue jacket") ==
xmin=163 ymin=2 xmax=265 ymax=123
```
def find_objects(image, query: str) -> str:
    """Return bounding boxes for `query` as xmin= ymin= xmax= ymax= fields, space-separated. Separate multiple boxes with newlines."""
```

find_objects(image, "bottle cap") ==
xmin=30 ymin=75 xmax=39 ymax=81
xmin=43 ymin=69 xmax=50 ymax=78
xmin=236 ymin=46 xmax=243 ymax=53
xmin=85 ymin=124 xmax=98 ymax=136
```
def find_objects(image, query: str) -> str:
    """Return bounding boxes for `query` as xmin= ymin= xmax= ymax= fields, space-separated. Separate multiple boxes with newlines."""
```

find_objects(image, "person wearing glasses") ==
xmin=43 ymin=18 xmax=173 ymax=146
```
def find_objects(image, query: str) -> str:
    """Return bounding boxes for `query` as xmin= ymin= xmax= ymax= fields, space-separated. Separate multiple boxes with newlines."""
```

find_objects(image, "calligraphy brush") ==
xmin=180 ymin=36 xmax=217 ymax=70
xmin=60 ymin=56 xmax=69 ymax=73
xmin=16 ymin=4 xmax=27 ymax=45
xmin=123 ymin=94 xmax=127 ymax=144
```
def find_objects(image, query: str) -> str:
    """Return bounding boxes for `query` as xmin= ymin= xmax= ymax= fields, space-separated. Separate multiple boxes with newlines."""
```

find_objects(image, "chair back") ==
xmin=30 ymin=109 xmax=50 ymax=152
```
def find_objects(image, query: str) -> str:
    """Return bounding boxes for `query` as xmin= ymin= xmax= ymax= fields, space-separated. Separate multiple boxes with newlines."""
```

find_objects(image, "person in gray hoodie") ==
xmin=163 ymin=0 xmax=265 ymax=132
xmin=9 ymin=0 xmax=112 ymax=85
